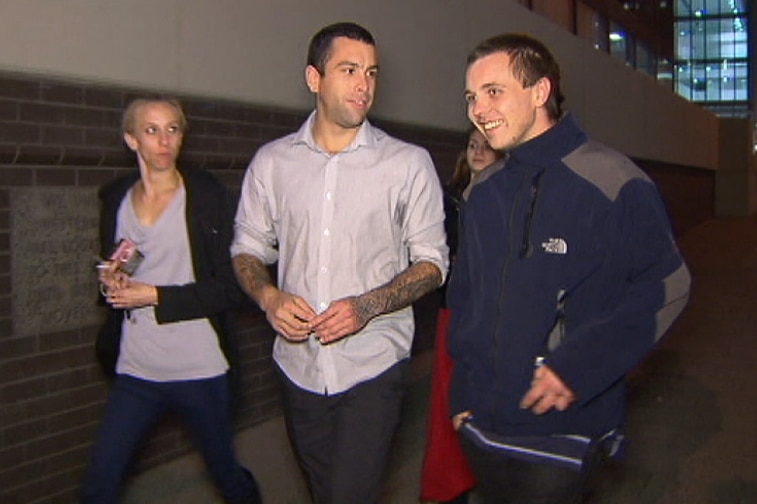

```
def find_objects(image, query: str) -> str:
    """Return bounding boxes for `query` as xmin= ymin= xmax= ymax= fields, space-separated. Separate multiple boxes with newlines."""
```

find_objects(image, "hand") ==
xmin=106 ymin=280 xmax=157 ymax=310
xmin=519 ymin=365 xmax=576 ymax=415
xmin=260 ymin=287 xmax=316 ymax=342
xmin=309 ymin=298 xmax=365 ymax=344
xmin=452 ymin=411 xmax=473 ymax=431
xmin=97 ymin=261 xmax=130 ymax=296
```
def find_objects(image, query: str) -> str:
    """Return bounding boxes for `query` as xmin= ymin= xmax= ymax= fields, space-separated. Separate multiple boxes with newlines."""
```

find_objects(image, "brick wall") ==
xmin=0 ymin=71 xmax=461 ymax=504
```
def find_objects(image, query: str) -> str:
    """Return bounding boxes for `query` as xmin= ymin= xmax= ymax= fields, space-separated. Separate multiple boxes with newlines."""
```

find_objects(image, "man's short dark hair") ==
xmin=307 ymin=22 xmax=376 ymax=75
xmin=467 ymin=33 xmax=564 ymax=122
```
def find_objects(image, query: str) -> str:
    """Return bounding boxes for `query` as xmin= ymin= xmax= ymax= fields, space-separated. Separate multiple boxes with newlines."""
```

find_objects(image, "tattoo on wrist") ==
xmin=355 ymin=262 xmax=441 ymax=324
xmin=233 ymin=254 xmax=273 ymax=303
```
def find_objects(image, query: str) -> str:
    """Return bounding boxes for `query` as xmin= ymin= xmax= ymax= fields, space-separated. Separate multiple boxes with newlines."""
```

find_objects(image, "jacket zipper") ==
xmin=519 ymin=170 xmax=544 ymax=259
xmin=489 ymin=170 xmax=527 ymax=421
xmin=490 ymin=169 xmax=545 ymax=421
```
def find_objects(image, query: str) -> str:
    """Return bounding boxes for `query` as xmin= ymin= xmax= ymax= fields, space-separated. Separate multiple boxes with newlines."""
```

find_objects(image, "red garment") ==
xmin=419 ymin=308 xmax=476 ymax=501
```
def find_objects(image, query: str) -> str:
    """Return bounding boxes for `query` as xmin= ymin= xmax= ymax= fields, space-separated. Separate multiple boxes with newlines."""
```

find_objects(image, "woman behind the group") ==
xmin=81 ymin=97 xmax=261 ymax=504
xmin=420 ymin=128 xmax=503 ymax=504
xmin=449 ymin=128 xmax=502 ymax=201
xmin=444 ymin=128 xmax=505 ymax=258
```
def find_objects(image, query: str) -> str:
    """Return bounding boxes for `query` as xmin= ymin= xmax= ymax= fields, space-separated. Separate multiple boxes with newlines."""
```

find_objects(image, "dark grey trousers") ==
xmin=278 ymin=360 xmax=409 ymax=504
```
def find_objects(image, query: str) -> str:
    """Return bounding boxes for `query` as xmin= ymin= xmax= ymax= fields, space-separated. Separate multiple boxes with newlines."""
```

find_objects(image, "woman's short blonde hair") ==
xmin=121 ymin=96 xmax=188 ymax=135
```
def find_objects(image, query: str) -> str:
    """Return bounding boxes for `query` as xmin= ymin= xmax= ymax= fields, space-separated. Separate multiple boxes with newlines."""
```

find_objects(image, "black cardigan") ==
xmin=95 ymin=166 xmax=243 ymax=379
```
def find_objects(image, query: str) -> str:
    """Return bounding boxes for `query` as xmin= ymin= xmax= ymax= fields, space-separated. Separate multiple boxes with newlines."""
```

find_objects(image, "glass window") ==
xmin=734 ymin=62 xmax=749 ymax=101
xmin=676 ymin=63 xmax=692 ymax=99
xmin=610 ymin=22 xmax=630 ymax=65
xmin=692 ymin=63 xmax=708 ymax=101
xmin=676 ymin=19 xmax=693 ymax=61
xmin=677 ymin=0 xmax=748 ymax=16
xmin=658 ymin=58 xmax=674 ymax=91
xmin=674 ymin=0 xmax=751 ymax=113
xmin=637 ymin=41 xmax=657 ymax=77
xmin=705 ymin=63 xmax=721 ymax=101
xmin=576 ymin=2 xmax=610 ymax=52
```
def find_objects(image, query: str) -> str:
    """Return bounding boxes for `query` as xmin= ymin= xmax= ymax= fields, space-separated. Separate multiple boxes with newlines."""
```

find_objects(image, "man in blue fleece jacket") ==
xmin=447 ymin=33 xmax=691 ymax=503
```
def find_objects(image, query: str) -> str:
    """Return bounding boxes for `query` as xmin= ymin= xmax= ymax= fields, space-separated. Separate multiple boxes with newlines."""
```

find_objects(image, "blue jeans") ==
xmin=80 ymin=374 xmax=259 ymax=504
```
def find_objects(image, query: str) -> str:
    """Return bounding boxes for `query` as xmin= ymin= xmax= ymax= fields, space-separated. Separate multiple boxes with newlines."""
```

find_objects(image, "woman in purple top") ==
xmin=81 ymin=97 xmax=261 ymax=504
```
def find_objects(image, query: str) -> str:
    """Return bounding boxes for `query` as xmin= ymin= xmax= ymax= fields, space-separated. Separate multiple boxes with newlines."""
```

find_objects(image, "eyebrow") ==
xmin=465 ymin=81 xmax=503 ymax=96
xmin=142 ymin=120 xmax=180 ymax=129
xmin=334 ymin=61 xmax=380 ymax=72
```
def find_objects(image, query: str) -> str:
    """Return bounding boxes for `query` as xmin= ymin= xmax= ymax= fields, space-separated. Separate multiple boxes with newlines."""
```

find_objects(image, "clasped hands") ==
xmin=97 ymin=261 xmax=158 ymax=310
xmin=452 ymin=364 xmax=577 ymax=429
xmin=260 ymin=288 xmax=364 ymax=344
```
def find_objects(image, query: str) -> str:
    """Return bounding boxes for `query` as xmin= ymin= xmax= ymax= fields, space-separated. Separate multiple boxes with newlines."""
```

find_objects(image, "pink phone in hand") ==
xmin=109 ymin=239 xmax=144 ymax=276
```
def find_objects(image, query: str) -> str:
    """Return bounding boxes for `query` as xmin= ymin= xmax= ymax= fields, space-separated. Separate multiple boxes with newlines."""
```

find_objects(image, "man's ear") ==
xmin=305 ymin=65 xmax=321 ymax=94
xmin=532 ymin=77 xmax=552 ymax=108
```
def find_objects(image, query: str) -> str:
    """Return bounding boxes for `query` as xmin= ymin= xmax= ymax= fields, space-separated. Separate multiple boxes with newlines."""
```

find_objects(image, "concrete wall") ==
xmin=0 ymin=0 xmax=718 ymax=169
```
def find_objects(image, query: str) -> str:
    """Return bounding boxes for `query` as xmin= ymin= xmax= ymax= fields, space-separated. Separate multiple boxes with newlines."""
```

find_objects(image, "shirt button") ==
xmin=326 ymin=192 xmax=332 ymax=201
xmin=319 ymin=302 xmax=328 ymax=310
xmin=320 ymin=266 xmax=328 ymax=273
xmin=323 ymin=228 xmax=330 ymax=236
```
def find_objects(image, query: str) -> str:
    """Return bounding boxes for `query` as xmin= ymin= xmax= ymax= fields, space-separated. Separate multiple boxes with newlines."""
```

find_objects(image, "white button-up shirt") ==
xmin=231 ymin=112 xmax=448 ymax=394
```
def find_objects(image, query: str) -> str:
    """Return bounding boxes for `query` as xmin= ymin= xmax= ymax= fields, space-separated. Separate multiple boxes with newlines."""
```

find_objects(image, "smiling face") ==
xmin=306 ymin=36 xmax=378 ymax=133
xmin=123 ymin=101 xmax=183 ymax=172
xmin=466 ymin=128 xmax=499 ymax=173
xmin=465 ymin=51 xmax=553 ymax=151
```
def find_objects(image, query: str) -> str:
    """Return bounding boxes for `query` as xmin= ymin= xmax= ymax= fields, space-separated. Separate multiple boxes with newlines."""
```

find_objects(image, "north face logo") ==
xmin=541 ymin=238 xmax=568 ymax=254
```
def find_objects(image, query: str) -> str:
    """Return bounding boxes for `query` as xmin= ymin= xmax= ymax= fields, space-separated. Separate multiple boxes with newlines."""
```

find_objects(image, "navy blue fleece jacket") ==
xmin=447 ymin=115 xmax=690 ymax=437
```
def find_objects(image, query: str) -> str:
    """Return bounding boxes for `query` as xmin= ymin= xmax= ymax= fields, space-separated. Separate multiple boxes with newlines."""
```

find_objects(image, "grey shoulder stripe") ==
xmin=464 ymin=157 xmax=506 ymax=201
xmin=656 ymin=262 xmax=692 ymax=341
xmin=562 ymin=141 xmax=651 ymax=202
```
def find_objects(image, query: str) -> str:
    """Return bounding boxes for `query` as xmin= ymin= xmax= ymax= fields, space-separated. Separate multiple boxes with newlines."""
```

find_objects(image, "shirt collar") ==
xmin=292 ymin=110 xmax=379 ymax=154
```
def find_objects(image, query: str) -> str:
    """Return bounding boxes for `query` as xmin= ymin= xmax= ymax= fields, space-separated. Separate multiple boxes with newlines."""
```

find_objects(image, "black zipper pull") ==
xmin=519 ymin=171 xmax=544 ymax=259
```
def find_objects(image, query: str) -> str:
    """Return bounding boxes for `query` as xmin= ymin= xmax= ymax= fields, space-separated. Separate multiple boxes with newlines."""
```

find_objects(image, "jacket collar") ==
xmin=508 ymin=113 xmax=587 ymax=173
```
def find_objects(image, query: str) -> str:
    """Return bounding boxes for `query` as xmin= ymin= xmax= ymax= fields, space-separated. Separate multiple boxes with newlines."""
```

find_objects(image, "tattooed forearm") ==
xmin=232 ymin=253 xmax=274 ymax=305
xmin=353 ymin=261 xmax=442 ymax=327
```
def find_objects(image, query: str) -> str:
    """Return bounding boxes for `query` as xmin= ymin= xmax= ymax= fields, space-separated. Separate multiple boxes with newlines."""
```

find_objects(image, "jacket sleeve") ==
xmin=446 ymin=200 xmax=474 ymax=416
xmin=154 ymin=172 xmax=242 ymax=324
xmin=546 ymin=179 xmax=691 ymax=404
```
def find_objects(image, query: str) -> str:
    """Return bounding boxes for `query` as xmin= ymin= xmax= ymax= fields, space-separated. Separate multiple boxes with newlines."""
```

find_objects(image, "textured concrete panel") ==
xmin=10 ymin=187 xmax=100 ymax=336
